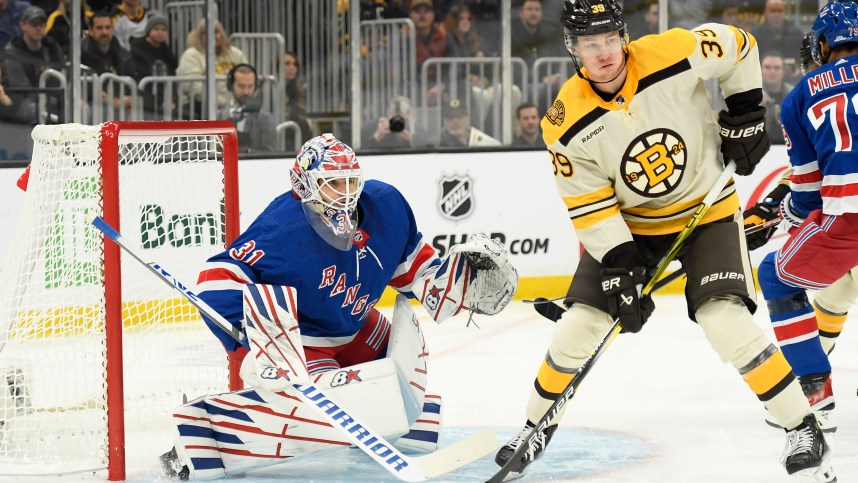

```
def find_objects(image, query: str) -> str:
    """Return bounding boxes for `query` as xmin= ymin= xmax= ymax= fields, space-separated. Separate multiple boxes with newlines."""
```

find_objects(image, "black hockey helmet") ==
xmin=561 ymin=0 xmax=628 ymax=78
xmin=799 ymin=31 xmax=815 ymax=75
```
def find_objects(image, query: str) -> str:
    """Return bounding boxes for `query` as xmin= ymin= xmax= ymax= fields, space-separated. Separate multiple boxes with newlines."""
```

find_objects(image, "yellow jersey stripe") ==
xmin=624 ymin=192 xmax=739 ymax=235
xmin=572 ymin=202 xmax=621 ymax=231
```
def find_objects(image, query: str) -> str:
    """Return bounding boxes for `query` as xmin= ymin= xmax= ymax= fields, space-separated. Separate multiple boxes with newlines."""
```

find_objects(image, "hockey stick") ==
xmin=88 ymin=214 xmax=497 ymax=482
xmin=528 ymin=213 xmax=782 ymax=322
xmin=486 ymin=161 xmax=737 ymax=483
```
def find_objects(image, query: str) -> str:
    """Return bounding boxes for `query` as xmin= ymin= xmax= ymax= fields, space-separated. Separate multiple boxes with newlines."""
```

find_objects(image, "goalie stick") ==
xmin=88 ymin=214 xmax=497 ymax=482
xmin=486 ymin=161 xmax=737 ymax=483
xmin=527 ymin=214 xmax=784 ymax=322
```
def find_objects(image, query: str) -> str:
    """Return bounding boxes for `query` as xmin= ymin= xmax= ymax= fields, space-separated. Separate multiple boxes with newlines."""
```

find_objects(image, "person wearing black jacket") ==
xmin=129 ymin=10 xmax=176 ymax=119
xmin=3 ymin=6 xmax=64 ymax=123
xmin=80 ymin=9 xmax=136 ymax=115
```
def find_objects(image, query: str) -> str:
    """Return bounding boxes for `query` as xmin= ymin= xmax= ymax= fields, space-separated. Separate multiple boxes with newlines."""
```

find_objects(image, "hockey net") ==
xmin=0 ymin=121 xmax=240 ymax=479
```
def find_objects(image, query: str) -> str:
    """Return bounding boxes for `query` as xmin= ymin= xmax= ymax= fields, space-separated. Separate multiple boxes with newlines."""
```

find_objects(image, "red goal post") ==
xmin=0 ymin=121 xmax=242 ymax=480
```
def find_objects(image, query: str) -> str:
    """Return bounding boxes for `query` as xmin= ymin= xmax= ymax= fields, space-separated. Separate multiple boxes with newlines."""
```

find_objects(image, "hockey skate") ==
xmin=782 ymin=414 xmax=835 ymax=482
xmin=160 ymin=446 xmax=190 ymax=481
xmin=494 ymin=421 xmax=557 ymax=481
xmin=766 ymin=373 xmax=836 ymax=433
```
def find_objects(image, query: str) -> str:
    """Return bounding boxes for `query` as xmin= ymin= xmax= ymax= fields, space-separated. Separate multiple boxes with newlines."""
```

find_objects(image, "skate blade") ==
xmin=501 ymin=469 xmax=527 ymax=482
xmin=790 ymin=459 xmax=836 ymax=483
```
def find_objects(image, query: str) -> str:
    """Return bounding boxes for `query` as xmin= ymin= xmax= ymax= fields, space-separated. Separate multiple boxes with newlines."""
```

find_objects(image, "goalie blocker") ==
xmin=164 ymin=293 xmax=443 ymax=480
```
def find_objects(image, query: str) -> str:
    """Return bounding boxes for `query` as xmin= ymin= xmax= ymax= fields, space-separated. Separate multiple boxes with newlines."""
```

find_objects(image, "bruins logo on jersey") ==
xmin=620 ymin=129 xmax=686 ymax=197
xmin=546 ymin=100 xmax=565 ymax=126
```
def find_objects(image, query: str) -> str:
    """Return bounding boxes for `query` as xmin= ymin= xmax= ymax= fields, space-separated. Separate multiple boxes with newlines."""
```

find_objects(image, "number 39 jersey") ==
xmin=780 ymin=54 xmax=858 ymax=217
xmin=541 ymin=23 xmax=756 ymax=263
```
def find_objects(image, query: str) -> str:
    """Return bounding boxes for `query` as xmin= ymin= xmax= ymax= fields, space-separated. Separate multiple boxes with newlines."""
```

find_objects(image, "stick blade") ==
xmin=418 ymin=429 xmax=498 ymax=479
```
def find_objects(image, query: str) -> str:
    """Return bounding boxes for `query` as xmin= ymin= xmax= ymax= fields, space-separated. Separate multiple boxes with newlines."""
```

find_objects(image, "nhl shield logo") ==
xmin=438 ymin=174 xmax=475 ymax=221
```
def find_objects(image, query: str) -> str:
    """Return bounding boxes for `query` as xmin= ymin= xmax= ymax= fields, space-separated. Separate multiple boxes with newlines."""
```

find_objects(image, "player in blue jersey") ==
xmin=745 ymin=29 xmax=858 ymax=437
xmin=752 ymin=2 xmax=858 ymax=467
xmin=159 ymin=133 xmax=518 ymax=480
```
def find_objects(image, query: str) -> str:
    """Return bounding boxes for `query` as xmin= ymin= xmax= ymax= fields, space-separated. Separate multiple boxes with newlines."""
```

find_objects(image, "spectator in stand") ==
xmin=45 ymin=0 xmax=90 ymax=59
xmin=667 ymin=0 xmax=711 ymax=29
xmin=4 ymin=6 xmax=64 ymax=124
xmin=176 ymin=18 xmax=247 ymax=116
xmin=513 ymin=102 xmax=541 ymax=146
xmin=511 ymin=0 xmax=564 ymax=69
xmin=129 ymin=10 xmax=176 ymax=120
xmin=81 ymin=9 xmax=136 ymax=112
xmin=760 ymin=50 xmax=793 ymax=146
xmin=628 ymin=0 xmax=659 ymax=39
xmin=362 ymin=95 xmax=432 ymax=149
xmin=283 ymin=51 xmax=310 ymax=150
xmin=443 ymin=4 xmax=482 ymax=58
xmin=461 ymin=0 xmax=499 ymax=57
xmin=716 ymin=2 xmax=740 ymax=26
xmin=752 ymin=0 xmax=803 ymax=82
xmin=0 ymin=63 xmax=15 ymax=120
xmin=410 ymin=0 xmax=451 ymax=105
xmin=0 ymin=0 xmax=32 ymax=49
xmin=511 ymin=0 xmax=565 ymax=112
xmin=81 ymin=9 xmax=133 ymax=75
xmin=112 ymin=0 xmax=146 ymax=51
xmin=217 ymin=63 xmax=276 ymax=153
xmin=438 ymin=97 xmax=498 ymax=147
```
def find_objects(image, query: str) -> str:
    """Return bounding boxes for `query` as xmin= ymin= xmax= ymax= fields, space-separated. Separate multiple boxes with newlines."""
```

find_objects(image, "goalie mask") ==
xmin=811 ymin=1 xmax=858 ymax=65
xmin=561 ymin=0 xmax=629 ymax=79
xmin=290 ymin=134 xmax=365 ymax=251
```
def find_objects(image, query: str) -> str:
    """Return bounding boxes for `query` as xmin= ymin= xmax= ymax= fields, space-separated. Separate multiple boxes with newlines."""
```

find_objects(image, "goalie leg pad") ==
xmin=241 ymin=284 xmax=310 ymax=391
xmin=396 ymin=394 xmax=443 ymax=453
xmin=170 ymin=358 xmax=412 ymax=478
xmin=387 ymin=294 xmax=429 ymax=424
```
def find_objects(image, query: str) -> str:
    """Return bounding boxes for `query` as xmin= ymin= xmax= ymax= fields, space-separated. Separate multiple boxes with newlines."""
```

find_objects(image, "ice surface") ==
xmin=8 ymin=295 xmax=858 ymax=482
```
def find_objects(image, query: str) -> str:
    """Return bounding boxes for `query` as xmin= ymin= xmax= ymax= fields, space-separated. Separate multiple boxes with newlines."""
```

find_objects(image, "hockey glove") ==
xmin=718 ymin=106 xmax=770 ymax=176
xmin=600 ymin=266 xmax=654 ymax=334
xmin=743 ymin=183 xmax=789 ymax=250
xmin=779 ymin=192 xmax=806 ymax=230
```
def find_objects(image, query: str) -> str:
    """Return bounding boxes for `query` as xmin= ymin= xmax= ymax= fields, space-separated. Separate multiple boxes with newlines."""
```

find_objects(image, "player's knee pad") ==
xmin=696 ymin=295 xmax=770 ymax=366
xmin=547 ymin=303 xmax=614 ymax=369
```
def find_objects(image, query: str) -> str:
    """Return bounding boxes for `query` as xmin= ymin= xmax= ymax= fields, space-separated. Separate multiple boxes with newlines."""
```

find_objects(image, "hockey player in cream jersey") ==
xmin=495 ymin=0 xmax=834 ymax=481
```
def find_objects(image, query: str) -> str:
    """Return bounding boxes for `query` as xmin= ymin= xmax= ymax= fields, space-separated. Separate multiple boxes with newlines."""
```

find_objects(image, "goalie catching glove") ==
xmin=452 ymin=233 xmax=518 ymax=315
xmin=600 ymin=266 xmax=654 ymax=334
xmin=718 ymin=106 xmax=770 ymax=176
xmin=414 ymin=233 xmax=518 ymax=322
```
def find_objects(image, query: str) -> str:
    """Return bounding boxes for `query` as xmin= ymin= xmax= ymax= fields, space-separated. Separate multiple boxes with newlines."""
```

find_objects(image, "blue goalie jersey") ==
xmin=196 ymin=180 xmax=440 ymax=352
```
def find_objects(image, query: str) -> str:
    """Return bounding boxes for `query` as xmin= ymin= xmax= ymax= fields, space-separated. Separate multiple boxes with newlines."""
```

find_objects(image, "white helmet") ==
xmin=290 ymin=133 xmax=365 ymax=250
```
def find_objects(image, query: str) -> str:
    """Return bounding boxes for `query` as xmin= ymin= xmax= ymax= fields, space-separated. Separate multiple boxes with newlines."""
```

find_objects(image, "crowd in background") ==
xmin=0 ymin=0 xmax=822 ymax=156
